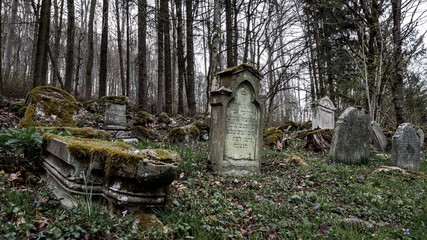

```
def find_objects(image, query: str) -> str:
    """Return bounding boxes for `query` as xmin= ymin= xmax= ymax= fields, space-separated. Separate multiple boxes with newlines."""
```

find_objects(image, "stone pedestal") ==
xmin=312 ymin=96 xmax=336 ymax=129
xmin=392 ymin=123 xmax=420 ymax=170
xmin=208 ymin=64 xmax=264 ymax=175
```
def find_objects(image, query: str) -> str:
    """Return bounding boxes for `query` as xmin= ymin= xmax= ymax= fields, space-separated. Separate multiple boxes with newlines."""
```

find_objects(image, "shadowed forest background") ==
xmin=0 ymin=0 xmax=426 ymax=126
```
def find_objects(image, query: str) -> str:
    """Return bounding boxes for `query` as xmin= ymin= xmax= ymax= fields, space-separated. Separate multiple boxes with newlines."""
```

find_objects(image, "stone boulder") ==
xmin=329 ymin=107 xmax=371 ymax=164
xmin=371 ymin=121 xmax=387 ymax=151
xmin=19 ymin=86 xmax=78 ymax=128
xmin=169 ymin=124 xmax=200 ymax=147
xmin=392 ymin=123 xmax=420 ymax=170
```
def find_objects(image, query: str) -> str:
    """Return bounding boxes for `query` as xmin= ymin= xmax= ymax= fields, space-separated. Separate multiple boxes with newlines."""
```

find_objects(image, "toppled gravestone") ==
xmin=329 ymin=107 xmax=371 ymax=164
xmin=19 ymin=86 xmax=78 ymax=128
xmin=98 ymin=96 xmax=137 ymax=143
xmin=392 ymin=123 xmax=420 ymax=170
xmin=371 ymin=121 xmax=387 ymax=151
xmin=311 ymin=96 xmax=336 ymax=129
xmin=40 ymin=133 xmax=179 ymax=211
xmin=208 ymin=64 xmax=264 ymax=175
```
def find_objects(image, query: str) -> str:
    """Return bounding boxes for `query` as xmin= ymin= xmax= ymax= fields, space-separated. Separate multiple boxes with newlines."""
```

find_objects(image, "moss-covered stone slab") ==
xmin=19 ymin=86 xmax=78 ymax=128
xmin=169 ymin=124 xmax=200 ymax=147
xmin=40 ymin=134 xmax=179 ymax=210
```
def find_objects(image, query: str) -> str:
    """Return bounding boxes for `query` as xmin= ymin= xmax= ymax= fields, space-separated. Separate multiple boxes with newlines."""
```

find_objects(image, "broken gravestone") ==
xmin=40 ymin=133 xmax=179 ymax=211
xmin=392 ymin=123 xmax=420 ymax=170
xmin=208 ymin=64 xmax=264 ymax=175
xmin=416 ymin=128 xmax=424 ymax=148
xmin=19 ymin=86 xmax=78 ymax=128
xmin=329 ymin=107 xmax=371 ymax=164
xmin=312 ymin=96 xmax=336 ymax=129
xmin=169 ymin=124 xmax=200 ymax=147
xmin=371 ymin=121 xmax=387 ymax=151
xmin=98 ymin=96 xmax=136 ymax=142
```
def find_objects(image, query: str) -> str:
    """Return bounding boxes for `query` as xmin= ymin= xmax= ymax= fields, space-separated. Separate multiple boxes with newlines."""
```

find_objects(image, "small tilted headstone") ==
xmin=371 ymin=121 xmax=387 ymax=151
xmin=311 ymin=96 xmax=336 ymax=129
xmin=392 ymin=123 xmax=420 ymax=170
xmin=416 ymin=128 xmax=424 ymax=148
xmin=208 ymin=64 xmax=264 ymax=175
xmin=329 ymin=107 xmax=371 ymax=164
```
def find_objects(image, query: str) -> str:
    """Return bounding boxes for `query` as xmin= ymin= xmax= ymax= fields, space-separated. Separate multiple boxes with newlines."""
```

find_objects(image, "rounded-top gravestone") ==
xmin=392 ymin=123 xmax=420 ymax=170
xmin=329 ymin=107 xmax=371 ymax=164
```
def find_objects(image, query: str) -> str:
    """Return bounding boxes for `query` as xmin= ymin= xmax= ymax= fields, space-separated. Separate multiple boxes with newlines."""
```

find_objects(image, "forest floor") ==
xmin=0 ymin=107 xmax=426 ymax=239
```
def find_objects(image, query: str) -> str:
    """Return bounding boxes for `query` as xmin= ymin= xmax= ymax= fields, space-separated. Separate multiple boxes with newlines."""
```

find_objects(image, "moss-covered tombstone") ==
xmin=98 ymin=96 xmax=134 ymax=139
xmin=19 ymin=86 xmax=78 ymax=128
xmin=40 ymin=134 xmax=179 ymax=212
xmin=169 ymin=124 xmax=200 ymax=147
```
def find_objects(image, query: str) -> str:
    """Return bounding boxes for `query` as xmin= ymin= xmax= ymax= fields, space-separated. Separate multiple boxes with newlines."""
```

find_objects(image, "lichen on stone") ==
xmin=37 ymin=127 xmax=111 ymax=140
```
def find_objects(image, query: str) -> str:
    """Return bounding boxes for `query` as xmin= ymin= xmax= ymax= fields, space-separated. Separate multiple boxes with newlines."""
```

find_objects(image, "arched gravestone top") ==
xmin=19 ymin=86 xmax=78 ymax=128
xmin=208 ymin=64 xmax=264 ymax=175
xmin=392 ymin=123 xmax=420 ymax=170
xmin=313 ymin=96 xmax=336 ymax=110
xmin=312 ymin=96 xmax=336 ymax=129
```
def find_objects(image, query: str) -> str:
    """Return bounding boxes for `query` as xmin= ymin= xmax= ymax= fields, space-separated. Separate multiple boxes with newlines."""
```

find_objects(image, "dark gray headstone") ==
xmin=329 ymin=107 xmax=371 ymax=164
xmin=392 ymin=123 xmax=420 ymax=170
xmin=371 ymin=121 xmax=387 ymax=151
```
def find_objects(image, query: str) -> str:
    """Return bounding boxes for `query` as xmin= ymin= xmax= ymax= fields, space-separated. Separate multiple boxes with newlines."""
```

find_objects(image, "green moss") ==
xmin=278 ymin=121 xmax=299 ymax=132
xmin=17 ymin=106 xmax=27 ymax=118
xmin=305 ymin=128 xmax=333 ymax=142
xmin=133 ymin=126 xmax=157 ymax=139
xmin=185 ymin=125 xmax=200 ymax=138
xmin=99 ymin=96 xmax=128 ymax=105
xmin=158 ymin=112 xmax=171 ymax=124
xmin=263 ymin=127 xmax=283 ymax=147
xmin=9 ymin=99 xmax=25 ymax=112
xmin=301 ymin=121 xmax=312 ymax=130
xmin=169 ymin=127 xmax=186 ymax=142
xmin=36 ymin=127 xmax=111 ymax=139
xmin=19 ymin=86 xmax=78 ymax=128
xmin=194 ymin=121 xmax=208 ymax=131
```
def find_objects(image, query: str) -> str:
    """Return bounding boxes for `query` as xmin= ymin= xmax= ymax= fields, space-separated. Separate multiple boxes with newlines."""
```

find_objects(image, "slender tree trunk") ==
xmin=0 ymin=0 xmax=2 ymax=95
xmin=115 ymin=0 xmax=126 ymax=96
xmin=175 ymin=0 xmax=185 ymax=115
xmin=65 ymin=0 xmax=75 ymax=93
xmin=225 ymin=0 xmax=233 ymax=67
xmin=99 ymin=0 xmax=108 ymax=98
xmin=126 ymin=0 xmax=131 ymax=96
xmin=232 ymin=0 xmax=239 ymax=66
xmin=138 ymin=0 xmax=148 ymax=111
xmin=163 ymin=0 xmax=173 ymax=115
xmin=4 ymin=0 xmax=18 ymax=81
xmin=33 ymin=0 xmax=51 ymax=88
xmin=186 ymin=0 xmax=197 ymax=116
xmin=157 ymin=0 xmax=165 ymax=113
xmin=242 ymin=1 xmax=252 ymax=63
xmin=391 ymin=0 xmax=407 ymax=125
xmin=85 ymin=0 xmax=96 ymax=100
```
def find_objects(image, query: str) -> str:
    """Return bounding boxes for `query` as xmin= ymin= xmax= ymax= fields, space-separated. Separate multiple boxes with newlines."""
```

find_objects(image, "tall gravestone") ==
xmin=208 ymin=64 xmax=264 ymax=175
xmin=371 ymin=121 xmax=387 ymax=151
xmin=329 ymin=107 xmax=371 ymax=164
xmin=392 ymin=123 xmax=420 ymax=170
xmin=312 ymin=96 xmax=336 ymax=129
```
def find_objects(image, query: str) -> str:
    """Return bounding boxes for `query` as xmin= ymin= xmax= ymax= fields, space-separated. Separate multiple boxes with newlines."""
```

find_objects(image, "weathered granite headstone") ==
xmin=392 ymin=123 xmax=420 ymax=170
xmin=312 ymin=96 xmax=336 ymax=129
xmin=329 ymin=107 xmax=371 ymax=164
xmin=417 ymin=128 xmax=424 ymax=148
xmin=19 ymin=86 xmax=78 ymax=128
xmin=98 ymin=96 xmax=135 ymax=140
xmin=208 ymin=64 xmax=264 ymax=175
xmin=371 ymin=121 xmax=387 ymax=151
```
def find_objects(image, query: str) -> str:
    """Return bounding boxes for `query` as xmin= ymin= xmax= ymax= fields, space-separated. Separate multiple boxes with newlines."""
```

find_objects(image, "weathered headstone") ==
xmin=371 ymin=121 xmax=387 ymax=151
xmin=392 ymin=123 xmax=420 ymax=170
xmin=329 ymin=107 xmax=371 ymax=164
xmin=417 ymin=128 xmax=424 ymax=148
xmin=19 ymin=86 xmax=78 ymax=128
xmin=312 ymin=96 xmax=336 ymax=129
xmin=208 ymin=64 xmax=264 ymax=175
xmin=98 ymin=96 xmax=135 ymax=140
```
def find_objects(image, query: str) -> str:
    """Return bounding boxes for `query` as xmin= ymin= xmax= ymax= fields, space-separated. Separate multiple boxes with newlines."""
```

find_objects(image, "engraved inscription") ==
xmin=104 ymin=104 xmax=127 ymax=125
xmin=224 ymin=82 xmax=260 ymax=160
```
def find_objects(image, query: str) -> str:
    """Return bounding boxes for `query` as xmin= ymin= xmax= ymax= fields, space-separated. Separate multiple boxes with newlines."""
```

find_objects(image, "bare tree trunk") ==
xmin=33 ymin=0 xmax=51 ymax=88
xmin=52 ymin=0 xmax=64 ymax=87
xmin=186 ymin=0 xmax=197 ymax=116
xmin=115 ymin=0 xmax=126 ymax=96
xmin=163 ymin=0 xmax=173 ymax=115
xmin=175 ymin=0 xmax=185 ymax=115
xmin=225 ymin=0 xmax=233 ymax=67
xmin=391 ymin=0 xmax=407 ymax=125
xmin=99 ymin=0 xmax=108 ymax=98
xmin=138 ymin=0 xmax=148 ymax=111
xmin=0 ymin=0 xmax=2 ymax=95
xmin=126 ymin=0 xmax=131 ymax=96
xmin=85 ymin=0 xmax=96 ymax=100
xmin=4 ymin=0 xmax=18 ymax=81
xmin=157 ymin=0 xmax=165 ymax=113
xmin=64 ymin=0 xmax=75 ymax=93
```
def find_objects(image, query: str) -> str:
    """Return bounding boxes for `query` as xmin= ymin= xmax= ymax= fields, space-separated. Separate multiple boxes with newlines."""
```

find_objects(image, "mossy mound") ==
xmin=134 ymin=111 xmax=154 ymax=126
xmin=9 ymin=99 xmax=25 ymax=113
xmin=263 ymin=128 xmax=284 ymax=147
xmin=169 ymin=125 xmax=200 ymax=144
xmin=19 ymin=86 xmax=78 ymax=128
xmin=158 ymin=112 xmax=171 ymax=124
xmin=133 ymin=126 xmax=157 ymax=140
xmin=82 ymin=100 xmax=98 ymax=112
xmin=194 ymin=121 xmax=208 ymax=131
xmin=278 ymin=120 xmax=299 ymax=132
xmin=17 ymin=106 xmax=27 ymax=118
xmin=37 ymin=127 xmax=111 ymax=140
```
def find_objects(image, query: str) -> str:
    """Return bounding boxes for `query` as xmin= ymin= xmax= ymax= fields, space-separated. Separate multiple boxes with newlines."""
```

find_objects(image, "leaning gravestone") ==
xmin=371 ymin=121 xmax=387 ymax=151
xmin=312 ymin=96 xmax=336 ymax=129
xmin=208 ymin=64 xmax=264 ymax=175
xmin=98 ymin=96 xmax=136 ymax=142
xmin=392 ymin=123 xmax=420 ymax=170
xmin=417 ymin=128 xmax=424 ymax=148
xmin=19 ymin=86 xmax=78 ymax=128
xmin=329 ymin=107 xmax=371 ymax=164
